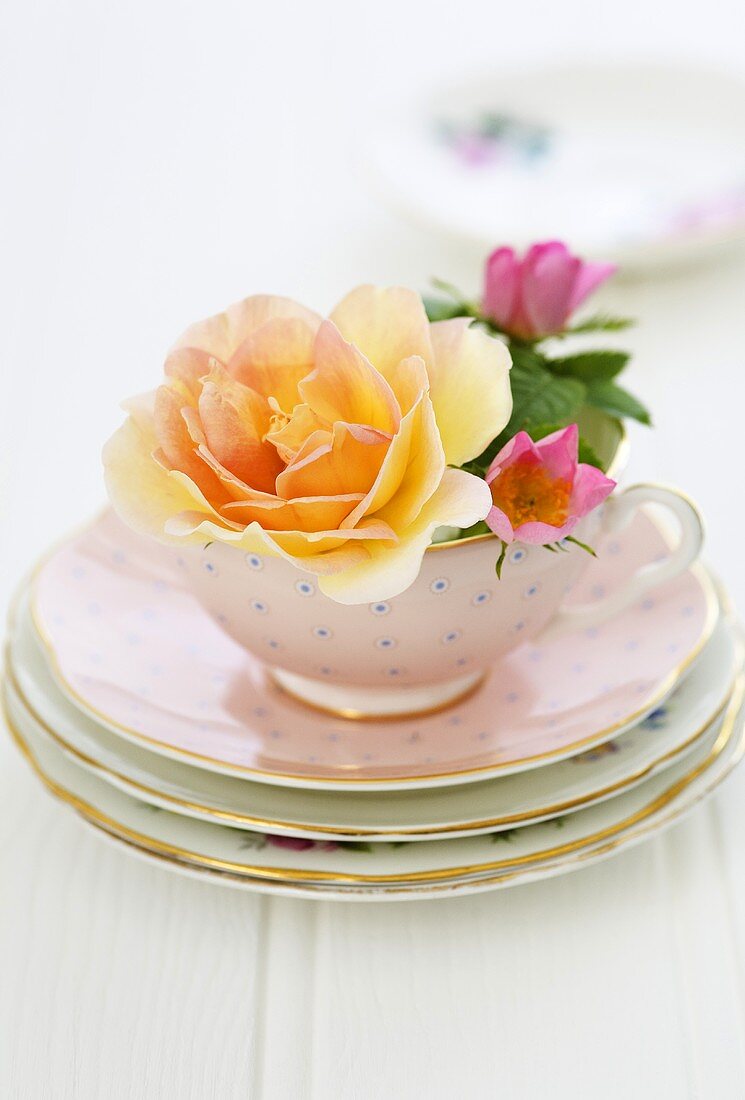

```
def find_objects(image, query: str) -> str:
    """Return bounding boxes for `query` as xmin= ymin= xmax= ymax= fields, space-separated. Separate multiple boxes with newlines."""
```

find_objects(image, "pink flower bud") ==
xmin=483 ymin=241 xmax=616 ymax=339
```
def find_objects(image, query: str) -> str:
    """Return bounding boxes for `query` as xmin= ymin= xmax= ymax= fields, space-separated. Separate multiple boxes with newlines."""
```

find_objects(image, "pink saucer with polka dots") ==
xmin=30 ymin=511 xmax=717 ymax=790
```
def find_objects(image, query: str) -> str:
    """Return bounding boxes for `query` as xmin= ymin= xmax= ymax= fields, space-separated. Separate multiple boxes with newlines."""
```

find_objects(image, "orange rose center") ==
xmin=266 ymin=410 xmax=290 ymax=440
xmin=490 ymin=462 xmax=572 ymax=528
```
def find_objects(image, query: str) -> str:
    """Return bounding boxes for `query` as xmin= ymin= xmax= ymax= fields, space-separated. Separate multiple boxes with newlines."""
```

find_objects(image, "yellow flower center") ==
xmin=491 ymin=462 xmax=571 ymax=528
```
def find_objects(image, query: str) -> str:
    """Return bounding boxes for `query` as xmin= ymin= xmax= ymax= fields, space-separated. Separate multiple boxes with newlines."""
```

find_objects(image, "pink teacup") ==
xmin=179 ymin=430 xmax=704 ymax=717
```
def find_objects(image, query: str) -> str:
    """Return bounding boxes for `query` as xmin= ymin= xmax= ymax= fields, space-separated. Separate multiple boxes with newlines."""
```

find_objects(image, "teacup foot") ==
xmin=268 ymin=668 xmax=485 ymax=721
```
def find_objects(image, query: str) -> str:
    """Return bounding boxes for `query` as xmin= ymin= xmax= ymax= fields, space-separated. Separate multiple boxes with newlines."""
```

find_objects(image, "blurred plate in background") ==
xmin=365 ymin=61 xmax=745 ymax=271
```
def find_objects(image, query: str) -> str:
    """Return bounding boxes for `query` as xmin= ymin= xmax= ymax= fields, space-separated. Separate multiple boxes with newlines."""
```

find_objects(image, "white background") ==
xmin=2 ymin=1 xmax=745 ymax=1096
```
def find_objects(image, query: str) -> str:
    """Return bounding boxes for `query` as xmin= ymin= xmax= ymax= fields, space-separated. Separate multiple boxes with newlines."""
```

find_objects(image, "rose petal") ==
xmin=568 ymin=262 xmax=617 ymax=313
xmin=164 ymin=347 xmax=220 ymax=400
xmin=270 ymin=516 xmax=397 ymax=559
xmin=299 ymin=321 xmax=400 ymax=433
xmin=198 ymin=363 xmax=283 ymax=494
xmin=227 ymin=317 xmax=318 ymax=412
xmin=384 ymin=355 xmax=430 ymax=415
xmin=521 ymin=241 xmax=580 ymax=336
xmin=153 ymin=384 xmax=233 ymax=505
xmin=342 ymin=392 xmax=444 ymax=532
xmin=534 ymin=424 xmax=579 ymax=483
xmin=220 ymin=493 xmax=364 ymax=533
xmin=509 ymin=519 xmax=572 ymax=544
xmin=569 ymin=463 xmax=616 ymax=516
xmin=103 ymin=399 xmax=219 ymax=542
xmin=370 ymin=394 xmax=446 ymax=532
xmin=485 ymin=505 xmax=515 ymax=543
xmin=318 ymin=468 xmax=491 ymax=604
xmin=428 ymin=319 xmax=512 ymax=467
xmin=329 ymin=285 xmax=434 ymax=396
xmin=483 ymin=247 xmax=520 ymax=328
xmin=485 ymin=430 xmax=541 ymax=483
xmin=275 ymin=421 xmax=390 ymax=500
xmin=172 ymin=295 xmax=322 ymax=363
xmin=265 ymin=403 xmax=329 ymax=464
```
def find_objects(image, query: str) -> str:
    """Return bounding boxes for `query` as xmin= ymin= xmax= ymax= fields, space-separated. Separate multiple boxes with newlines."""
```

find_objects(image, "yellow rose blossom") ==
xmin=103 ymin=286 xmax=512 ymax=603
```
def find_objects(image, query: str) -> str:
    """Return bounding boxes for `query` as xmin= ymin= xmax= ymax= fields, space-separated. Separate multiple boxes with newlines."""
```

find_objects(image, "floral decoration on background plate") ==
xmin=436 ymin=111 xmax=552 ymax=169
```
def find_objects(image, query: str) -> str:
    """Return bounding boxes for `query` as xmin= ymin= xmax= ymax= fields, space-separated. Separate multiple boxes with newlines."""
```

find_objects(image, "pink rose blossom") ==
xmin=483 ymin=241 xmax=616 ymax=339
xmin=485 ymin=424 xmax=615 ymax=545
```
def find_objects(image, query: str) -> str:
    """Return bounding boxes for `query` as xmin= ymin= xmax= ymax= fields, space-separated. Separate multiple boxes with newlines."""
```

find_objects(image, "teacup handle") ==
xmin=542 ymin=483 xmax=704 ymax=639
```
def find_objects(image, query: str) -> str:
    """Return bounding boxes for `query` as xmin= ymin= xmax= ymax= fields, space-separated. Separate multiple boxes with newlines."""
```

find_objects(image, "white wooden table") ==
xmin=3 ymin=2 xmax=745 ymax=1095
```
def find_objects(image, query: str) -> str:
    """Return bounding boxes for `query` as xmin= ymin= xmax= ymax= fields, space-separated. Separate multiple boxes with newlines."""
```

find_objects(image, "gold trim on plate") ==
xmin=3 ymin=677 xmax=743 ymax=887
xmin=4 ymin=634 xmax=741 ymax=838
xmin=25 ymin=556 xmax=721 ymax=786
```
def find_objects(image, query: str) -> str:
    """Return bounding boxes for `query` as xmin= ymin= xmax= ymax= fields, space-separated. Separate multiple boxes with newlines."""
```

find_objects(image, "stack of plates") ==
xmin=4 ymin=510 xmax=744 ymax=901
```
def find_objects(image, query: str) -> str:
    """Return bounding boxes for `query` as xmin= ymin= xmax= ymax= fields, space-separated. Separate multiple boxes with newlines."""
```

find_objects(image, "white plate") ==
xmin=365 ymin=61 xmax=745 ymax=269
xmin=8 ymin=590 xmax=740 ymax=840
xmin=4 ymin=676 xmax=743 ymax=901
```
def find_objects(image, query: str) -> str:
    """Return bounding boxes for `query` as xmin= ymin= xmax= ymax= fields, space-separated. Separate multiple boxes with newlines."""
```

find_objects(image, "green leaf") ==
xmin=565 ymin=314 xmax=634 ymax=334
xmin=548 ymin=350 xmax=630 ymax=383
xmin=507 ymin=364 xmax=587 ymax=436
xmin=430 ymin=276 xmax=466 ymax=301
xmin=577 ymin=437 xmax=604 ymax=469
xmin=422 ymin=295 xmax=467 ymax=322
xmin=507 ymin=343 xmax=545 ymax=372
xmin=491 ymin=829 xmax=519 ymax=843
xmin=477 ymin=362 xmax=586 ymax=467
xmin=565 ymin=535 xmax=597 ymax=557
xmin=527 ymin=421 xmax=562 ymax=440
xmin=495 ymin=541 xmax=507 ymax=579
xmin=454 ymin=519 xmax=491 ymax=538
xmin=429 ymin=278 xmax=480 ymax=317
xmin=584 ymin=380 xmax=652 ymax=425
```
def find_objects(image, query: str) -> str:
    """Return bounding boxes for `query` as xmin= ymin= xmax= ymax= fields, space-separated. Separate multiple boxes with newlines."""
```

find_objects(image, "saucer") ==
xmin=4 ymin=679 xmax=743 ymax=900
xmin=364 ymin=61 xmax=745 ymax=269
xmin=8 ymin=590 xmax=739 ymax=839
xmin=30 ymin=510 xmax=717 ymax=789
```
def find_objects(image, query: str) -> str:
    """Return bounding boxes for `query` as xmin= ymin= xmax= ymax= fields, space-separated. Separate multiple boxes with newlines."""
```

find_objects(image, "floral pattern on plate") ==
xmin=4 ymin=684 xmax=743 ymax=900
xmin=9 ymin=599 xmax=737 ymax=839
